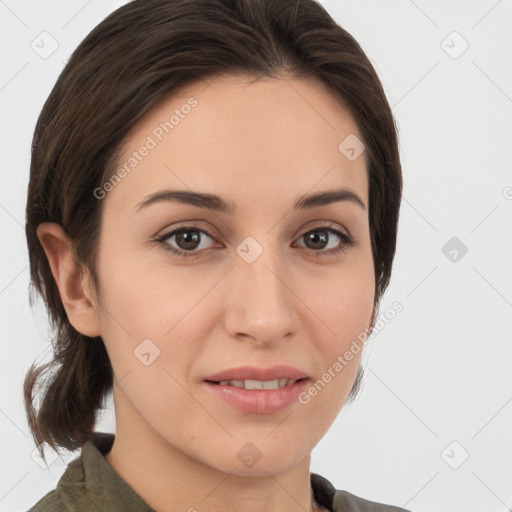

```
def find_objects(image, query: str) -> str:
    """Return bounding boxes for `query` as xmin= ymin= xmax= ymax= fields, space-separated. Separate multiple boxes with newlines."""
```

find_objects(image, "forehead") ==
xmin=103 ymin=74 xmax=368 ymax=215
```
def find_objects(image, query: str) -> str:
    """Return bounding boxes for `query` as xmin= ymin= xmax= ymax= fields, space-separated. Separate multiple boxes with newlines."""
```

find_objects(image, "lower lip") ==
xmin=202 ymin=379 xmax=310 ymax=414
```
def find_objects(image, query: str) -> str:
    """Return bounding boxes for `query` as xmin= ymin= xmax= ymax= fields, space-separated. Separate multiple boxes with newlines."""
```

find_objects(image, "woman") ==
xmin=24 ymin=0 xmax=406 ymax=510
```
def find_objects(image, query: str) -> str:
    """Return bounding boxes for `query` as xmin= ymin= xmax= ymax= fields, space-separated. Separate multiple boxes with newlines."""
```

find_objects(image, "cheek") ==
xmin=94 ymin=237 xmax=189 ymax=334
xmin=302 ymin=251 xmax=375 ymax=349
xmin=330 ymin=273 xmax=374 ymax=338
xmin=309 ymin=283 xmax=372 ymax=392
xmin=94 ymin=247 xmax=218 ymax=375
xmin=94 ymin=259 xmax=208 ymax=419
xmin=296 ymin=264 xmax=373 ymax=417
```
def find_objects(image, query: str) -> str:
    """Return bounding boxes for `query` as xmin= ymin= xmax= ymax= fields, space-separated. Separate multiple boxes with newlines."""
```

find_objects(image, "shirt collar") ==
xmin=57 ymin=431 xmax=153 ymax=511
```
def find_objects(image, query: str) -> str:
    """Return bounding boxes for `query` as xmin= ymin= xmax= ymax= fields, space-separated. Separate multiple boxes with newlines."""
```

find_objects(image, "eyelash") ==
xmin=154 ymin=222 xmax=355 ymax=259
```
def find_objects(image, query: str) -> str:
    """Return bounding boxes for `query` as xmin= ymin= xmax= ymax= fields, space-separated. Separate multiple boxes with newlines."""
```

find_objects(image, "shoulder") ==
xmin=28 ymin=448 xmax=84 ymax=511
xmin=333 ymin=488 xmax=412 ymax=512
xmin=28 ymin=490 xmax=67 ymax=512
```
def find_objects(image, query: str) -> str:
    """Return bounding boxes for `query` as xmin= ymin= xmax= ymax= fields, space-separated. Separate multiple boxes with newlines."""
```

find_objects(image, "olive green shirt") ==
xmin=29 ymin=432 xmax=411 ymax=511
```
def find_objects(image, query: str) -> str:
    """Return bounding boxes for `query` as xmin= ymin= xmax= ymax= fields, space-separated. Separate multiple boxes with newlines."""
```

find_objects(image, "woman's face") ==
xmin=92 ymin=74 xmax=374 ymax=475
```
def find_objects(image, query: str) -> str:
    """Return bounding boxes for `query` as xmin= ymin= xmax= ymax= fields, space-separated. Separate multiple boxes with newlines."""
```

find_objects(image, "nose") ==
xmin=223 ymin=242 xmax=298 ymax=347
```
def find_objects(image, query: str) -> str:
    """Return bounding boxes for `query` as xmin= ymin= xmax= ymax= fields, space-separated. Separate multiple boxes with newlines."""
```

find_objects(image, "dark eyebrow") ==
xmin=293 ymin=188 xmax=366 ymax=212
xmin=134 ymin=187 xmax=366 ymax=214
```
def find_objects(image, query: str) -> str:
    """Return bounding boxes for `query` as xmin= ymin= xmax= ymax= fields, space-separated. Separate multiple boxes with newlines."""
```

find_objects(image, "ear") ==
xmin=36 ymin=222 xmax=101 ymax=338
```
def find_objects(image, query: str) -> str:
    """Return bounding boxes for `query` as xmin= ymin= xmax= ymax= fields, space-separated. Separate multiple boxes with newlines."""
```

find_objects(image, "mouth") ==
xmin=203 ymin=364 xmax=310 ymax=383
xmin=202 ymin=368 xmax=311 ymax=414
xmin=202 ymin=365 xmax=311 ymax=414
xmin=204 ymin=377 xmax=309 ymax=390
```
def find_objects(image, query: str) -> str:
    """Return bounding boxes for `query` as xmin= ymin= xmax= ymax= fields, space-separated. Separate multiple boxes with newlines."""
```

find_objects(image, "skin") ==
xmin=37 ymin=74 xmax=375 ymax=512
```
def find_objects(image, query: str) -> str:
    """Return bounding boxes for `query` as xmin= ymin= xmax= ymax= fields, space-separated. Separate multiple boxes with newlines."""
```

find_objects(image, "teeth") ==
xmin=217 ymin=378 xmax=295 ymax=389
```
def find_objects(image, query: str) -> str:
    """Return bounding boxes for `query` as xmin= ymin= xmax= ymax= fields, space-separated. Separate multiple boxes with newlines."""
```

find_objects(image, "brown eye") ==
xmin=296 ymin=226 xmax=355 ymax=255
xmin=174 ymin=229 xmax=203 ymax=251
xmin=156 ymin=227 xmax=216 ymax=258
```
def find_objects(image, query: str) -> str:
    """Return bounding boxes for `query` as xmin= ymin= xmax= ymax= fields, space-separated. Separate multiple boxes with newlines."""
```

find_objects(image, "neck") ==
xmin=104 ymin=389 xmax=326 ymax=512
xmin=106 ymin=440 xmax=322 ymax=512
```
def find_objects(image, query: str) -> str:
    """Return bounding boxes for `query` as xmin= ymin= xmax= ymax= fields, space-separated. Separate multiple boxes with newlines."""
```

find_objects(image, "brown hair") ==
xmin=24 ymin=0 xmax=402 ymax=462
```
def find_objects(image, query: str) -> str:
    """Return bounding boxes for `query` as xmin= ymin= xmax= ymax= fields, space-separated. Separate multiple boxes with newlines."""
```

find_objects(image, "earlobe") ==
xmin=36 ymin=222 xmax=101 ymax=338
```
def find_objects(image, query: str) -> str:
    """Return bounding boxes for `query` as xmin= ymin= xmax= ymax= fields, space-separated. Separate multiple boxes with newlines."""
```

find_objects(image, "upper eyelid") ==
xmin=157 ymin=223 xmax=220 ymax=243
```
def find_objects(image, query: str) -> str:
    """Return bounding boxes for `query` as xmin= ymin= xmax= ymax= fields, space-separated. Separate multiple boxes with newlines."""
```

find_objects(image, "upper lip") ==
xmin=204 ymin=365 xmax=309 ymax=382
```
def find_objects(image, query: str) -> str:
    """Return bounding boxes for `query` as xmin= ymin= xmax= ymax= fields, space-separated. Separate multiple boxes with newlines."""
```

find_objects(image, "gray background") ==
xmin=1 ymin=1 xmax=511 ymax=511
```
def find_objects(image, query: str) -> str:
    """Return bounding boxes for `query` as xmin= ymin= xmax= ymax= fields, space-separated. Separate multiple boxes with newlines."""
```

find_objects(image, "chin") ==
xmin=202 ymin=437 xmax=311 ymax=477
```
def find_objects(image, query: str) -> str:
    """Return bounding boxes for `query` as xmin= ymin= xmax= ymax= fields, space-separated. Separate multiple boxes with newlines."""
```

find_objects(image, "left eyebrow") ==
xmin=133 ymin=187 xmax=366 ymax=214
xmin=293 ymin=188 xmax=366 ymax=212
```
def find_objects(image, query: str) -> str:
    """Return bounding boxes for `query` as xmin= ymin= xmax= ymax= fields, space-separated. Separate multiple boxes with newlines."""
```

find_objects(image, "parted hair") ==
xmin=24 ymin=0 xmax=402 ymax=462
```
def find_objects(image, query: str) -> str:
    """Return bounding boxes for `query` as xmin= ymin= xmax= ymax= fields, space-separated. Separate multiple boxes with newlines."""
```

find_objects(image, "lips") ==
xmin=204 ymin=365 xmax=309 ymax=384
xmin=202 ymin=374 xmax=311 ymax=414
xmin=202 ymin=365 xmax=311 ymax=413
